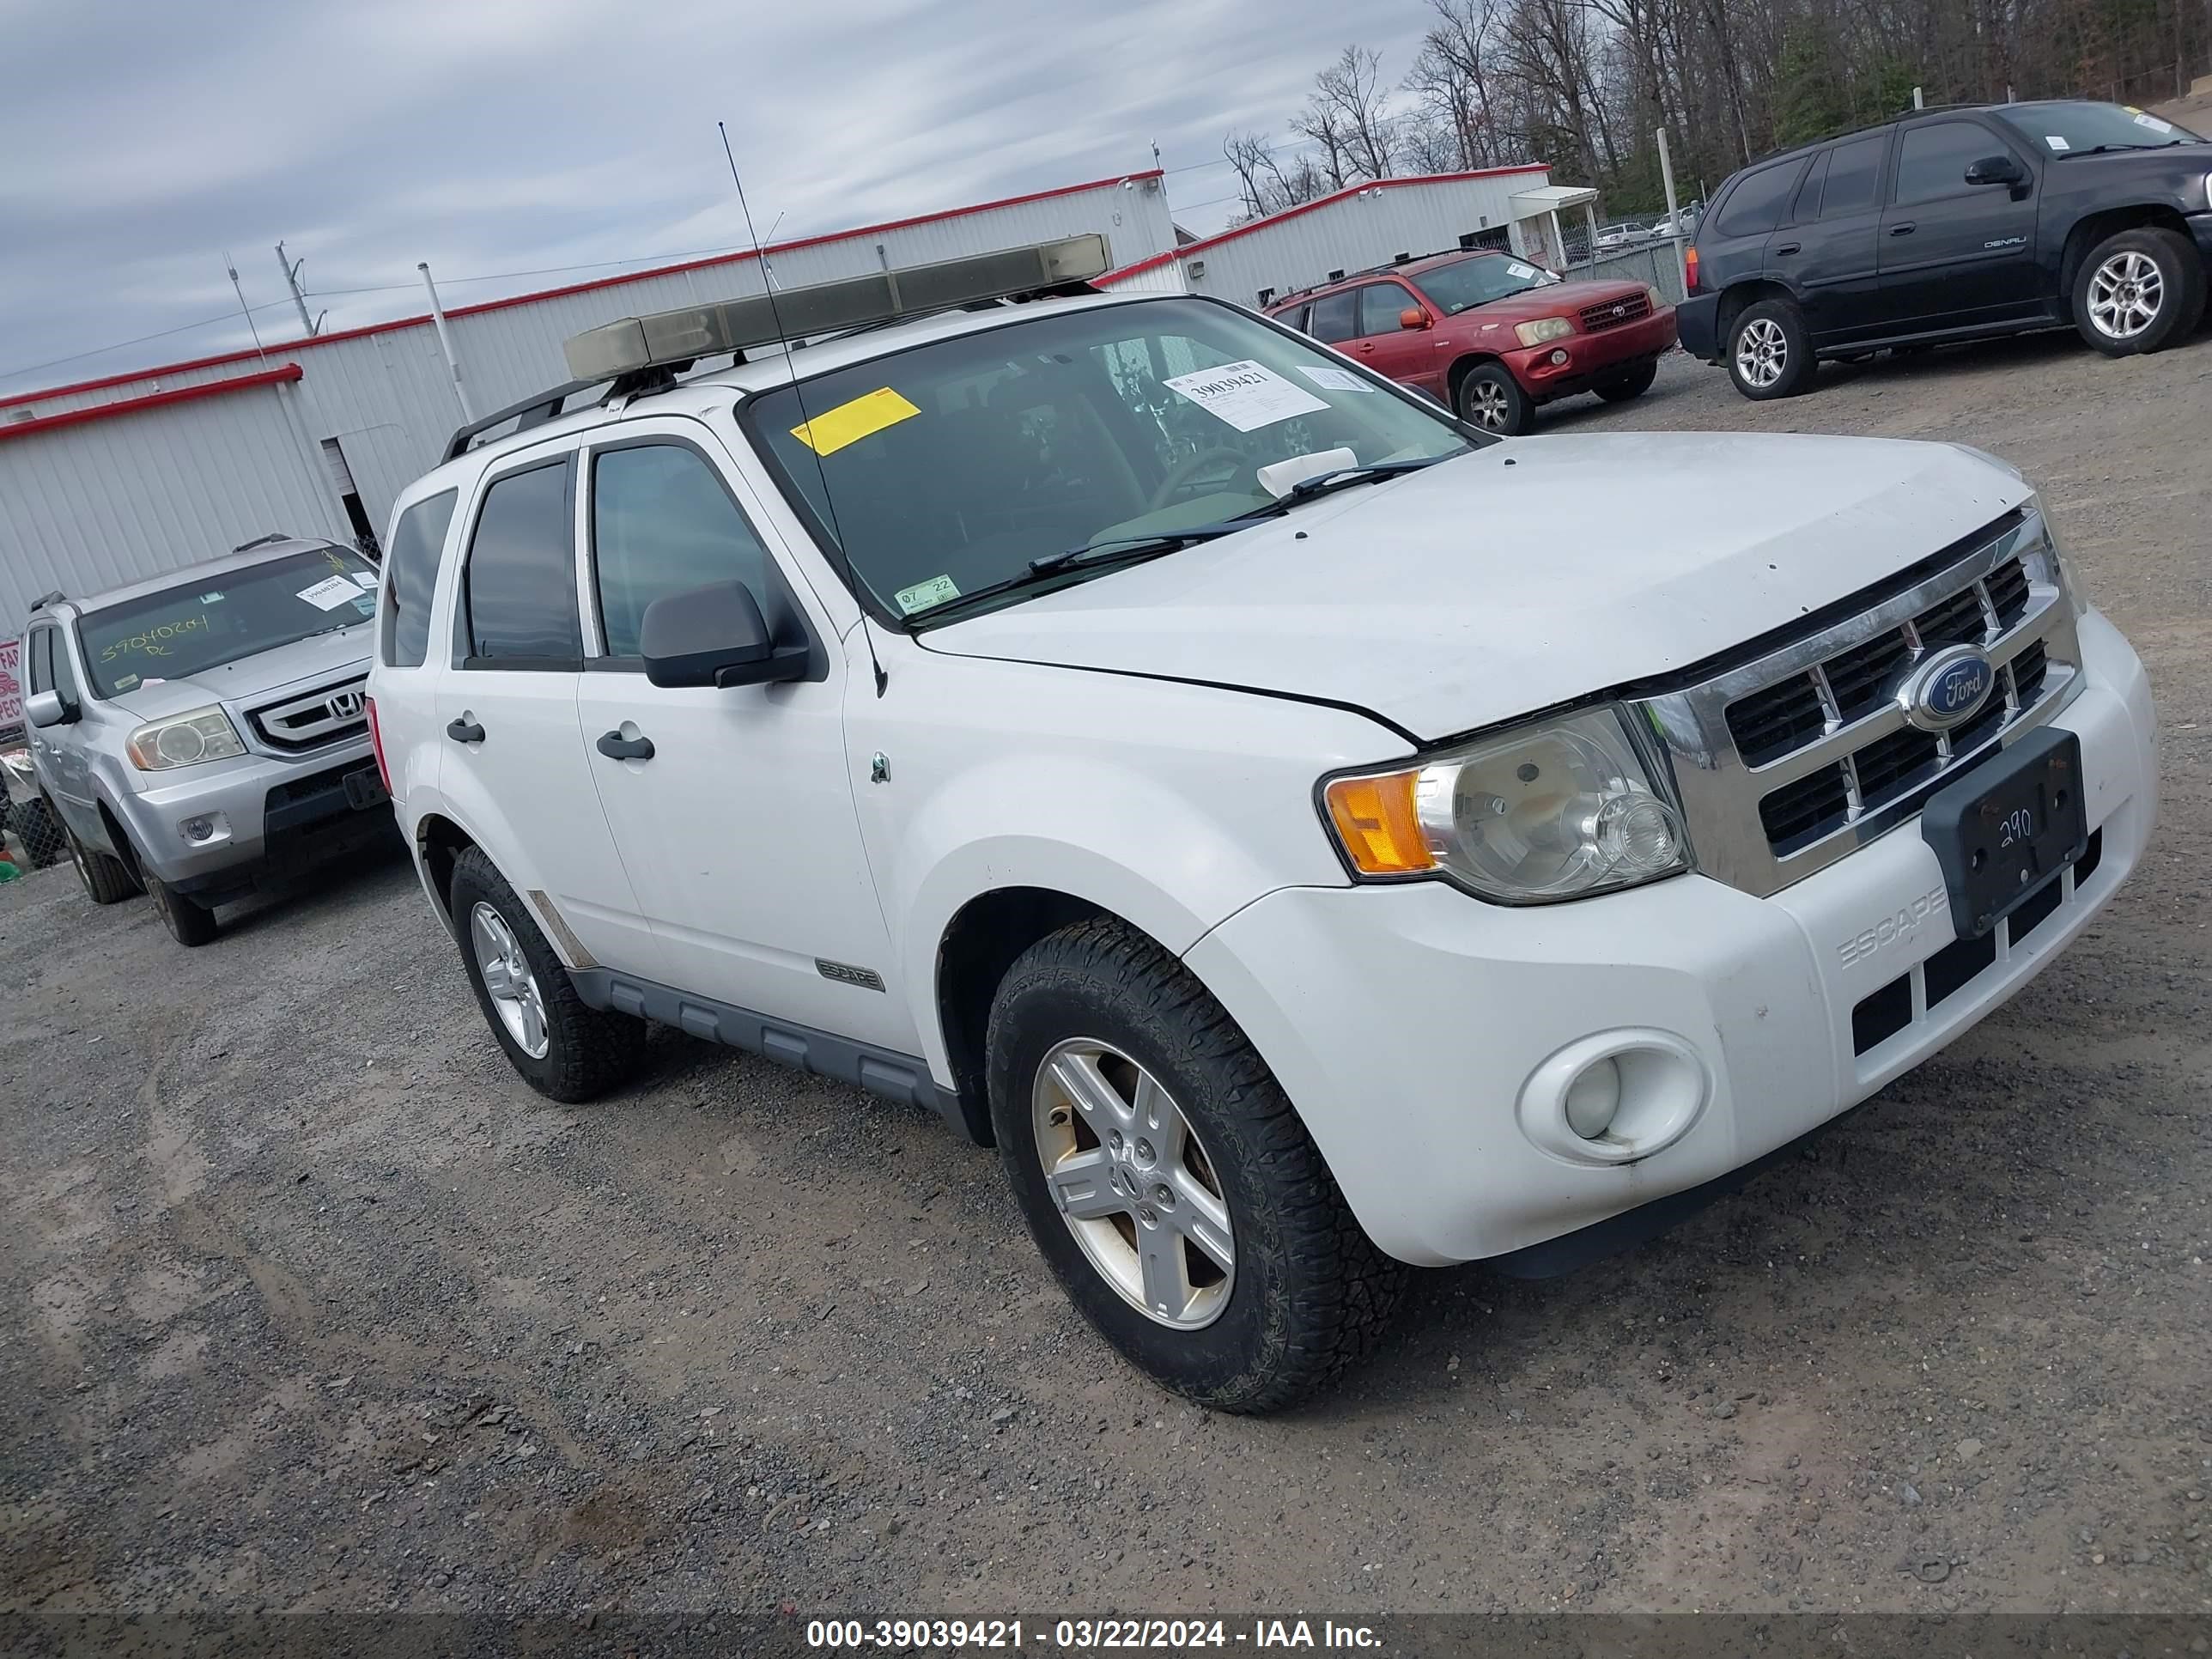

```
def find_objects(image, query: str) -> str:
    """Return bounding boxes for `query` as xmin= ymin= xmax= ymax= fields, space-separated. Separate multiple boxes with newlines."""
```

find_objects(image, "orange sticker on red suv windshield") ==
xmin=791 ymin=387 xmax=921 ymax=456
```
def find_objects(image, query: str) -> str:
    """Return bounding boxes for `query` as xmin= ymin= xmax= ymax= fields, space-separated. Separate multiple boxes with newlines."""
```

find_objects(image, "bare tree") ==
xmin=1310 ymin=45 xmax=1402 ymax=179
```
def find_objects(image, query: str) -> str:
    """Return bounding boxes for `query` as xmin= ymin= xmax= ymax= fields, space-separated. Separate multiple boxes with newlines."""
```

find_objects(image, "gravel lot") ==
xmin=5 ymin=328 xmax=2210 ymax=1626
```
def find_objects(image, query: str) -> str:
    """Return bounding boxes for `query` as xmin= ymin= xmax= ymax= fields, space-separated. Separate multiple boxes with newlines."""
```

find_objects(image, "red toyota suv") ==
xmin=1265 ymin=249 xmax=1679 ymax=434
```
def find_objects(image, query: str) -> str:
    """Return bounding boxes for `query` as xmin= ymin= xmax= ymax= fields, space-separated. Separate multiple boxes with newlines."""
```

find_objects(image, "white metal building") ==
xmin=1097 ymin=165 xmax=1580 ymax=307
xmin=0 ymin=170 xmax=1178 ymax=634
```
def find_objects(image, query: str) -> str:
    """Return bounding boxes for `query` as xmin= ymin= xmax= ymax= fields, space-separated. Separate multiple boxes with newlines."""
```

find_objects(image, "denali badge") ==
xmin=1899 ymin=644 xmax=1996 ymax=732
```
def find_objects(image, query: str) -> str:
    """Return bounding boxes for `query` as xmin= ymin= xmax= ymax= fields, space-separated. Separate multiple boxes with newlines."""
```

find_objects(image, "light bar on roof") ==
xmin=562 ymin=234 xmax=1114 ymax=381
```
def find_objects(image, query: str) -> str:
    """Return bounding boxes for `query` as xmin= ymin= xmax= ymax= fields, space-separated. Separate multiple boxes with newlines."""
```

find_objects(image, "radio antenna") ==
xmin=719 ymin=121 xmax=886 ymax=697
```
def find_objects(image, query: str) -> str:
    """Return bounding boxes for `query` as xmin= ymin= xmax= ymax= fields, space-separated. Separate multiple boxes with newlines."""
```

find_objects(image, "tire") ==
xmin=448 ymin=846 xmax=646 ymax=1103
xmin=1727 ymin=298 xmax=1814 ymax=399
xmin=64 ymin=823 xmax=139 ymax=905
xmin=1455 ymin=362 xmax=1533 ymax=434
xmin=1594 ymin=360 xmax=1658 ymax=402
xmin=143 ymin=868 xmax=219 ymax=947
xmin=2072 ymin=227 xmax=2205 ymax=357
xmin=985 ymin=917 xmax=1403 ymax=1413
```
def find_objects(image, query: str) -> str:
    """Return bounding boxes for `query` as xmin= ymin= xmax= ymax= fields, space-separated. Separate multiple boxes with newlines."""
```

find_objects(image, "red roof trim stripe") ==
xmin=0 ymin=169 xmax=1168 ymax=411
xmin=0 ymin=363 xmax=303 ymax=441
xmin=1099 ymin=164 xmax=1549 ymax=283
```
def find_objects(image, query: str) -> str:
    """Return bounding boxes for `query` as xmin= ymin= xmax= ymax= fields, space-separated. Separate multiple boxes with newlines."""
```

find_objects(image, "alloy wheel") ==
xmin=470 ymin=901 xmax=550 ymax=1059
xmin=1467 ymin=380 xmax=1510 ymax=430
xmin=1735 ymin=317 xmax=1787 ymax=388
xmin=2088 ymin=251 xmax=2164 ymax=340
xmin=1030 ymin=1036 xmax=1235 ymax=1329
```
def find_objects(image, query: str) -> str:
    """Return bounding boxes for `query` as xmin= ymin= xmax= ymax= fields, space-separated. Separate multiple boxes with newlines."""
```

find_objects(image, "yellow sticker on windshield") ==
xmin=790 ymin=387 xmax=921 ymax=456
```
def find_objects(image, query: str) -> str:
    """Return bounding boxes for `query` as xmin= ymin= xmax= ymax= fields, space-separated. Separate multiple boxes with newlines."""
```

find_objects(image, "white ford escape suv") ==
xmin=366 ymin=238 xmax=2157 ymax=1412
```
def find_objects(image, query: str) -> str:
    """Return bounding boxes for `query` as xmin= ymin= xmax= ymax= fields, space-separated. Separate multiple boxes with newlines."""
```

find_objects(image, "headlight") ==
xmin=126 ymin=707 xmax=246 ymax=771
xmin=1644 ymin=284 xmax=1663 ymax=310
xmin=1514 ymin=316 xmax=1575 ymax=347
xmin=2013 ymin=492 xmax=2087 ymax=611
xmin=1321 ymin=707 xmax=1690 ymax=903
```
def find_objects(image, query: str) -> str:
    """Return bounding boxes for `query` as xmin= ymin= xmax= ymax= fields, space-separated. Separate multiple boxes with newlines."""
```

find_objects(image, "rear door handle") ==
xmin=1889 ymin=222 xmax=1917 ymax=236
xmin=1774 ymin=241 xmax=1801 ymax=256
xmin=595 ymin=730 xmax=655 ymax=763
xmin=446 ymin=717 xmax=484 ymax=744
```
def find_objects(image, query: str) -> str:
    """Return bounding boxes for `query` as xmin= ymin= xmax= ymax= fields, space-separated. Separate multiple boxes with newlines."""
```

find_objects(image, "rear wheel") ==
xmin=144 ymin=868 xmax=219 ymax=947
xmin=2072 ymin=228 xmax=2205 ymax=356
xmin=449 ymin=847 xmax=646 ymax=1102
xmin=987 ymin=917 xmax=1403 ymax=1413
xmin=1594 ymin=360 xmax=1658 ymax=402
xmin=1455 ymin=362 xmax=1532 ymax=434
xmin=65 ymin=823 xmax=139 ymax=905
xmin=1728 ymin=299 xmax=1814 ymax=399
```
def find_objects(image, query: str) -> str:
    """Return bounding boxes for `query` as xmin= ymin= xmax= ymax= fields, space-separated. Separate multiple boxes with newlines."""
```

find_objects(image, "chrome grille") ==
xmin=248 ymin=677 xmax=368 ymax=750
xmin=1630 ymin=509 xmax=2084 ymax=898
xmin=1578 ymin=293 xmax=1651 ymax=332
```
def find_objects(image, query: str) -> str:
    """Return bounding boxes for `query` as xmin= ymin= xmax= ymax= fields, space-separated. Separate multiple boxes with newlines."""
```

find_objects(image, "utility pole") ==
xmin=1656 ymin=125 xmax=1686 ymax=300
xmin=274 ymin=242 xmax=325 ymax=337
xmin=223 ymin=252 xmax=270 ymax=365
xmin=418 ymin=262 xmax=473 ymax=422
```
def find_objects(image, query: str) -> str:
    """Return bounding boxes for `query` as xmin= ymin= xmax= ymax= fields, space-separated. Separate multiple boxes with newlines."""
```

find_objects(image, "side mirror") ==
xmin=1398 ymin=307 xmax=1431 ymax=331
xmin=1965 ymin=155 xmax=2026 ymax=187
xmin=639 ymin=580 xmax=811 ymax=689
xmin=26 ymin=689 xmax=73 ymax=728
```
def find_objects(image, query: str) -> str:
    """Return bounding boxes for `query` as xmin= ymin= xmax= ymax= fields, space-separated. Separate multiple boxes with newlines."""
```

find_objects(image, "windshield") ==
xmin=1995 ymin=100 xmax=2204 ymax=155
xmin=77 ymin=546 xmax=377 ymax=698
xmin=744 ymin=296 xmax=1471 ymax=623
xmin=1407 ymin=253 xmax=1559 ymax=316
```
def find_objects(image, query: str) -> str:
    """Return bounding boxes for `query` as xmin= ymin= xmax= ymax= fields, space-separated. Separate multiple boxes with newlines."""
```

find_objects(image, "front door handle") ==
xmin=1889 ymin=222 xmax=1917 ymax=236
xmin=446 ymin=717 xmax=484 ymax=744
xmin=595 ymin=730 xmax=655 ymax=763
xmin=1774 ymin=241 xmax=1802 ymax=256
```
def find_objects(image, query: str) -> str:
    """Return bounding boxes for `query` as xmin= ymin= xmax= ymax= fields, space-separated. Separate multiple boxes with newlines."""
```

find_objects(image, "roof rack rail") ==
xmin=232 ymin=532 xmax=292 ymax=554
xmin=440 ymin=364 xmax=694 ymax=465
xmin=27 ymin=590 xmax=65 ymax=612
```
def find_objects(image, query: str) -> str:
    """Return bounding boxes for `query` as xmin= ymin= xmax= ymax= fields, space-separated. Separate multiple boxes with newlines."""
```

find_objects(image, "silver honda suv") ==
xmin=19 ymin=535 xmax=398 ymax=945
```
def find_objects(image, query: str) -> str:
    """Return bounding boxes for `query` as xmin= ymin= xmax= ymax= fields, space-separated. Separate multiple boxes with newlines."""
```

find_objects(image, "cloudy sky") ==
xmin=0 ymin=0 xmax=1443 ymax=396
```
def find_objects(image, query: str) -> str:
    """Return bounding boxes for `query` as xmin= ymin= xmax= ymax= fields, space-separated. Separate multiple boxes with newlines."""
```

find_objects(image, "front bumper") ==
xmin=112 ymin=735 xmax=394 ymax=899
xmin=1508 ymin=307 xmax=1678 ymax=400
xmin=1185 ymin=609 xmax=2156 ymax=1267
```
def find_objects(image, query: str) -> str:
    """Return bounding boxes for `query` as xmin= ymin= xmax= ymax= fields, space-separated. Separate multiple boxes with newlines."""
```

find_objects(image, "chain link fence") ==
xmin=2 ymin=741 xmax=70 ymax=879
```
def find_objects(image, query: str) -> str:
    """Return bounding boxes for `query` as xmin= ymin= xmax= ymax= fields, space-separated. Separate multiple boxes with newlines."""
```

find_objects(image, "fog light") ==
xmin=1562 ymin=1057 xmax=1621 ymax=1139
xmin=1548 ymin=348 xmax=1570 ymax=365
xmin=178 ymin=811 xmax=228 ymax=846
xmin=182 ymin=817 xmax=214 ymax=842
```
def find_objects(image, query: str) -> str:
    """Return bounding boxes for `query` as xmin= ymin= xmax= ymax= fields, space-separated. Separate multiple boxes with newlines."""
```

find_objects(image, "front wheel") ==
xmin=144 ymin=869 xmax=219 ymax=946
xmin=1728 ymin=299 xmax=1814 ymax=398
xmin=2073 ymin=228 xmax=2205 ymax=356
xmin=1594 ymin=360 xmax=1658 ymax=402
xmin=986 ymin=917 xmax=1403 ymax=1413
xmin=449 ymin=847 xmax=646 ymax=1103
xmin=1455 ymin=362 xmax=1533 ymax=434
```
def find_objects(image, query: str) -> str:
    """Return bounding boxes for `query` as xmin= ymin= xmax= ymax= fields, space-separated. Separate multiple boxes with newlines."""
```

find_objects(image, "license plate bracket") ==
xmin=1920 ymin=725 xmax=2087 ymax=939
xmin=343 ymin=766 xmax=389 ymax=811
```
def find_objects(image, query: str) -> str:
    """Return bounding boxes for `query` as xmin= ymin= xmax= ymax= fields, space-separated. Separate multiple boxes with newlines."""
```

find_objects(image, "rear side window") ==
xmin=1715 ymin=159 xmax=1806 ymax=239
xmin=1820 ymin=134 xmax=1886 ymax=217
xmin=1893 ymin=121 xmax=1996 ymax=206
xmin=380 ymin=489 xmax=458 ymax=668
xmin=1308 ymin=290 xmax=1358 ymax=343
xmin=462 ymin=461 xmax=580 ymax=666
xmin=1357 ymin=284 xmax=1407 ymax=337
xmin=590 ymin=443 xmax=773 ymax=659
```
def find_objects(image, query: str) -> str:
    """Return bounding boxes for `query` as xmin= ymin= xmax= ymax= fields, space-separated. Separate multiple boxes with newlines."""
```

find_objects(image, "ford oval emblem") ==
xmin=1899 ymin=644 xmax=1997 ymax=732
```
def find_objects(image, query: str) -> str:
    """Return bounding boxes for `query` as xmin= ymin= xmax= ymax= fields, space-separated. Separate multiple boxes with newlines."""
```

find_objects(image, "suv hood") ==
xmin=920 ymin=433 xmax=2031 ymax=741
xmin=106 ymin=623 xmax=374 ymax=723
xmin=1448 ymin=276 xmax=1651 ymax=323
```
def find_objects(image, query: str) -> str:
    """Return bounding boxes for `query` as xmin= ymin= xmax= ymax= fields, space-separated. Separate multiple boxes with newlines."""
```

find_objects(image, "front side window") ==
xmin=381 ymin=489 xmax=458 ymax=669
xmin=744 ymin=296 xmax=1470 ymax=625
xmin=591 ymin=443 xmax=773 ymax=659
xmin=1994 ymin=100 xmax=2203 ymax=157
xmin=27 ymin=627 xmax=54 ymax=695
xmin=76 ymin=545 xmax=377 ymax=699
xmin=1410 ymin=253 xmax=1558 ymax=315
xmin=1893 ymin=122 xmax=2004 ymax=205
xmin=1307 ymin=290 xmax=1358 ymax=343
xmin=1357 ymin=283 xmax=1410 ymax=337
xmin=463 ymin=461 xmax=580 ymax=665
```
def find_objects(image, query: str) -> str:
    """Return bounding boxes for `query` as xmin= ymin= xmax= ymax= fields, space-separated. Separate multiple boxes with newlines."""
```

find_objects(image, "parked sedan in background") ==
xmin=1267 ymin=248 xmax=1678 ymax=434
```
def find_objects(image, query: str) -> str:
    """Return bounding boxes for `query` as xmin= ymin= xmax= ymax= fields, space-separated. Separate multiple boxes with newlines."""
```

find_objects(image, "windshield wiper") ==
xmin=1251 ymin=453 xmax=1458 ymax=515
xmin=2062 ymin=141 xmax=2184 ymax=155
xmin=902 ymin=522 xmax=1253 ymax=624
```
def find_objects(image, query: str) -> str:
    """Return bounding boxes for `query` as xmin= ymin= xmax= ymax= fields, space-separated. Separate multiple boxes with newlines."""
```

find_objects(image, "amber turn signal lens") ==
xmin=1323 ymin=772 xmax=1433 ymax=875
